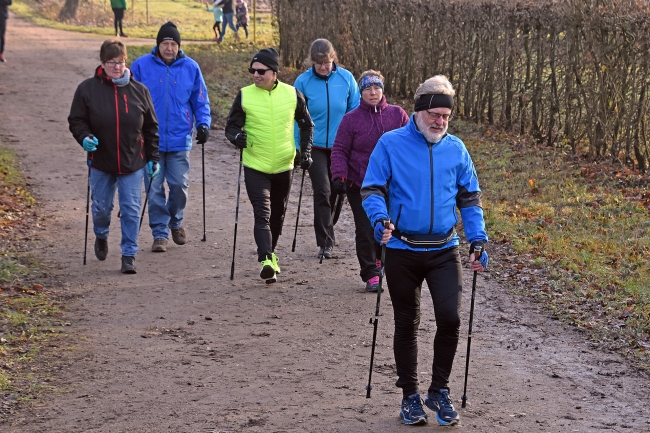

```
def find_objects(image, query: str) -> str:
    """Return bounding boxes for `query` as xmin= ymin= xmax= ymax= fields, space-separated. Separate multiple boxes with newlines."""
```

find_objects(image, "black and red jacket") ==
xmin=68 ymin=66 xmax=159 ymax=174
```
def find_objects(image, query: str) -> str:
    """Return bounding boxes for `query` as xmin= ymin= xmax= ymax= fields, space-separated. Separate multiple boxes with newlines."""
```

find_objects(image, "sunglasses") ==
xmin=248 ymin=67 xmax=272 ymax=75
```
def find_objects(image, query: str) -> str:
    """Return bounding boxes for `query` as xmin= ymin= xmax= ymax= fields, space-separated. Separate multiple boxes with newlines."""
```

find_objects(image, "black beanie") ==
xmin=251 ymin=47 xmax=280 ymax=73
xmin=157 ymin=22 xmax=181 ymax=47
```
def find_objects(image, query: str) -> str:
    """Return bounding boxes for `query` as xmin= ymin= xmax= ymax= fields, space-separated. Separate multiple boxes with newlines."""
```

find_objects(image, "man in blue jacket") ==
xmin=362 ymin=75 xmax=489 ymax=427
xmin=131 ymin=22 xmax=212 ymax=252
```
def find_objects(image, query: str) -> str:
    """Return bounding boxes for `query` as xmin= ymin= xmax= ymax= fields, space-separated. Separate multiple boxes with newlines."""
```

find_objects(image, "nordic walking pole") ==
xmin=291 ymin=169 xmax=306 ymax=252
xmin=461 ymin=244 xmax=483 ymax=408
xmin=230 ymin=150 xmax=243 ymax=280
xmin=139 ymin=169 xmax=155 ymax=230
xmin=366 ymin=220 xmax=390 ymax=398
xmin=201 ymin=142 xmax=206 ymax=242
xmin=82 ymin=155 xmax=92 ymax=265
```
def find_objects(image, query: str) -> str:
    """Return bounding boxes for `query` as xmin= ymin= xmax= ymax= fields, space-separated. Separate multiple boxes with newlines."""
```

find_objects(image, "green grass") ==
xmin=455 ymin=124 xmax=650 ymax=368
xmin=13 ymin=0 xmax=277 ymax=43
xmin=0 ymin=145 xmax=64 ymax=401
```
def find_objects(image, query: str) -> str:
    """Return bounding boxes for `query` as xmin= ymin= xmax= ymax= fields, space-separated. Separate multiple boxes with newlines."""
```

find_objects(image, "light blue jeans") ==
xmin=91 ymin=167 xmax=145 ymax=257
xmin=144 ymin=150 xmax=190 ymax=241
xmin=219 ymin=12 xmax=238 ymax=40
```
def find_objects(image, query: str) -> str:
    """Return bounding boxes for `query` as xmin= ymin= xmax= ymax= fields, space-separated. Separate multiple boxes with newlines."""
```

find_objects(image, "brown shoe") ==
xmin=171 ymin=227 xmax=186 ymax=245
xmin=152 ymin=238 xmax=168 ymax=252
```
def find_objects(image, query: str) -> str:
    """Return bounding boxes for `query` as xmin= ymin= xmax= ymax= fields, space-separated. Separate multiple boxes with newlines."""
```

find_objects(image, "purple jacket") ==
xmin=331 ymin=95 xmax=409 ymax=187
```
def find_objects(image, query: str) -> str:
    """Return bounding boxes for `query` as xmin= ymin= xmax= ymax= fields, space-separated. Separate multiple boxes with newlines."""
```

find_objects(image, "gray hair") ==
xmin=414 ymin=75 xmax=455 ymax=99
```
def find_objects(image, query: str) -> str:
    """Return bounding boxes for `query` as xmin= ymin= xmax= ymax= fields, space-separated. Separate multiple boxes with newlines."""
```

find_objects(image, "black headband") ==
xmin=414 ymin=94 xmax=454 ymax=112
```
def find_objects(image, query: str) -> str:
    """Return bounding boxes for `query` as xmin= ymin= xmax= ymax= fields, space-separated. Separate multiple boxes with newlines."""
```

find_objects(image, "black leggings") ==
xmin=384 ymin=246 xmax=463 ymax=397
xmin=112 ymin=8 xmax=125 ymax=35
xmin=212 ymin=21 xmax=222 ymax=35
xmin=0 ymin=16 xmax=6 ymax=55
xmin=244 ymin=167 xmax=293 ymax=262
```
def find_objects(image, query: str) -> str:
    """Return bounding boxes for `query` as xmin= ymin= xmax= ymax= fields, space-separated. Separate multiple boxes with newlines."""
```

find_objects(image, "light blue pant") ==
xmin=219 ymin=12 xmax=238 ymax=39
xmin=91 ymin=167 xmax=144 ymax=257
xmin=144 ymin=150 xmax=190 ymax=241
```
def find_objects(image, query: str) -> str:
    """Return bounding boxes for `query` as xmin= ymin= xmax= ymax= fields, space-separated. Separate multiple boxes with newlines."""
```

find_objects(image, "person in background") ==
xmin=68 ymin=39 xmax=159 ymax=274
xmin=110 ymin=0 xmax=128 ymax=37
xmin=330 ymin=70 xmax=408 ymax=292
xmin=293 ymin=38 xmax=360 ymax=260
xmin=225 ymin=48 xmax=314 ymax=284
xmin=0 ymin=0 xmax=10 ymax=62
xmin=215 ymin=0 xmax=239 ymax=43
xmin=362 ymin=75 xmax=489 ymax=426
xmin=235 ymin=0 xmax=249 ymax=39
xmin=205 ymin=0 xmax=223 ymax=41
xmin=131 ymin=22 xmax=212 ymax=253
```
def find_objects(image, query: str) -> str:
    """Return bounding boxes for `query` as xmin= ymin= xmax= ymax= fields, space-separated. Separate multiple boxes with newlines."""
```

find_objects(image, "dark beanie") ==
xmin=157 ymin=22 xmax=181 ymax=47
xmin=251 ymin=47 xmax=280 ymax=73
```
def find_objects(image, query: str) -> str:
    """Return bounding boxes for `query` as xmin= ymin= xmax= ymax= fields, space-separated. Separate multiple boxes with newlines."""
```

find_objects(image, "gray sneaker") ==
xmin=152 ymin=238 xmax=168 ymax=252
xmin=318 ymin=246 xmax=333 ymax=259
xmin=171 ymin=227 xmax=186 ymax=245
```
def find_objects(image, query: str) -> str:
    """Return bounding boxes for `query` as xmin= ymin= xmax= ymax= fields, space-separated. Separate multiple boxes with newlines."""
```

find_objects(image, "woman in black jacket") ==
xmin=68 ymin=39 xmax=159 ymax=274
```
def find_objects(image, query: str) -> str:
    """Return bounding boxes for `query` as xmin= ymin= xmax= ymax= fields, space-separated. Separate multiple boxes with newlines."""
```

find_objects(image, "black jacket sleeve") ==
xmin=294 ymin=89 xmax=314 ymax=154
xmin=225 ymin=90 xmax=245 ymax=145
xmin=141 ymin=88 xmax=160 ymax=163
xmin=68 ymin=82 xmax=93 ymax=147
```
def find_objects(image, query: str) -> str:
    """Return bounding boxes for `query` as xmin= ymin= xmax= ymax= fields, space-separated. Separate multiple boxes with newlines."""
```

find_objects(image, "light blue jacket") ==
xmin=293 ymin=64 xmax=360 ymax=149
xmin=361 ymin=115 xmax=488 ymax=251
xmin=206 ymin=3 xmax=223 ymax=21
xmin=131 ymin=48 xmax=212 ymax=153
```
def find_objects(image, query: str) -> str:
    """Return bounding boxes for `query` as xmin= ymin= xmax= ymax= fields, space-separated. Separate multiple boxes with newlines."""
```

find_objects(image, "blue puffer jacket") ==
xmin=131 ymin=48 xmax=212 ymax=153
xmin=361 ymin=115 xmax=488 ymax=251
xmin=293 ymin=64 xmax=360 ymax=149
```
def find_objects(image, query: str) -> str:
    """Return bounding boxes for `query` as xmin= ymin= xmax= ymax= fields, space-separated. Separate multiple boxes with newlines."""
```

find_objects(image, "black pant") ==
xmin=244 ymin=167 xmax=293 ymax=262
xmin=112 ymin=8 xmax=125 ymax=35
xmin=237 ymin=23 xmax=248 ymax=38
xmin=384 ymin=247 xmax=463 ymax=398
xmin=0 ymin=16 xmax=6 ymax=54
xmin=346 ymin=184 xmax=380 ymax=282
xmin=308 ymin=148 xmax=336 ymax=247
xmin=213 ymin=21 xmax=222 ymax=35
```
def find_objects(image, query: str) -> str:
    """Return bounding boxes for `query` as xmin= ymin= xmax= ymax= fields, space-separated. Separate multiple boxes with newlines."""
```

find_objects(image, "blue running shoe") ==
xmin=400 ymin=393 xmax=428 ymax=425
xmin=425 ymin=388 xmax=459 ymax=426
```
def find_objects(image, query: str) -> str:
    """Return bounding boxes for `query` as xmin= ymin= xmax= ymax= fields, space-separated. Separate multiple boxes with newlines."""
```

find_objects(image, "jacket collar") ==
xmin=359 ymin=95 xmax=388 ymax=112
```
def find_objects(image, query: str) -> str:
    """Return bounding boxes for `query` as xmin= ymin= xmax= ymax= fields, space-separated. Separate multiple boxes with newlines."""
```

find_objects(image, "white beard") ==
xmin=415 ymin=113 xmax=447 ymax=144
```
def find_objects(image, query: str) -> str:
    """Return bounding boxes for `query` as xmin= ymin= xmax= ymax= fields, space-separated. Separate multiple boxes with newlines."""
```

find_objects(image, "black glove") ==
xmin=234 ymin=131 xmax=248 ymax=149
xmin=196 ymin=125 xmax=209 ymax=144
xmin=300 ymin=151 xmax=312 ymax=170
xmin=469 ymin=241 xmax=489 ymax=268
xmin=332 ymin=177 xmax=347 ymax=194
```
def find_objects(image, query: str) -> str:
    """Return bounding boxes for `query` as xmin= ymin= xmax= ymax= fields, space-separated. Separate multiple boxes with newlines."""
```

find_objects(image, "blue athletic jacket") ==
xmin=361 ymin=115 xmax=488 ymax=251
xmin=131 ymin=48 xmax=212 ymax=153
xmin=293 ymin=64 xmax=360 ymax=149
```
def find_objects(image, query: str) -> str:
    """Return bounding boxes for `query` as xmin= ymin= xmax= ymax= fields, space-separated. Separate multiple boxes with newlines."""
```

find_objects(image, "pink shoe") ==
xmin=366 ymin=276 xmax=380 ymax=292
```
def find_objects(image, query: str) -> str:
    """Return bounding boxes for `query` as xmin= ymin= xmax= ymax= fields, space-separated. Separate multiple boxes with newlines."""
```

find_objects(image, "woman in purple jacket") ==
xmin=330 ymin=70 xmax=409 ymax=291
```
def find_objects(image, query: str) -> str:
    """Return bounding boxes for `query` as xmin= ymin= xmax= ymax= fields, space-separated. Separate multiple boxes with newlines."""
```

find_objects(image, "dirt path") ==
xmin=1 ymin=15 xmax=650 ymax=433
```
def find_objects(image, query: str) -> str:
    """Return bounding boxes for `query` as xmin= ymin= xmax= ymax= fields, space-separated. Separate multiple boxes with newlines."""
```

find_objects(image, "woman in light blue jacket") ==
xmin=293 ymin=39 xmax=360 ymax=259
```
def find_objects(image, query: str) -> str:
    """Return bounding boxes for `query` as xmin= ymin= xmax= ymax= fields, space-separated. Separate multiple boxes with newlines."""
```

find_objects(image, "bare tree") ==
xmin=58 ymin=0 xmax=80 ymax=21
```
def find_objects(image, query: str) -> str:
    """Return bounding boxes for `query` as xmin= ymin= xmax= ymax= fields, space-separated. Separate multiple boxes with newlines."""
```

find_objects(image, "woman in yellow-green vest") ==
xmin=225 ymin=48 xmax=314 ymax=284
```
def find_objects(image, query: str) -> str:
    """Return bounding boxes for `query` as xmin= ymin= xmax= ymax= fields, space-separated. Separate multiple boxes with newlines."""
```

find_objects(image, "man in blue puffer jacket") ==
xmin=131 ymin=22 xmax=212 ymax=252
xmin=362 ymin=75 xmax=489 ymax=427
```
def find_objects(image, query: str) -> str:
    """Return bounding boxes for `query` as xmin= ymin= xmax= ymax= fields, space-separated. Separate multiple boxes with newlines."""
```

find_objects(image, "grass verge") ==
xmin=13 ymin=0 xmax=277 ymax=43
xmin=453 ymin=123 xmax=650 ymax=370
xmin=0 ymin=146 xmax=67 ymax=421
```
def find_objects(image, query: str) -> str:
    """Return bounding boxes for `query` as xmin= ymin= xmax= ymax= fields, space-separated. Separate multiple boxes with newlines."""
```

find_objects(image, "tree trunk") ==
xmin=58 ymin=0 xmax=80 ymax=21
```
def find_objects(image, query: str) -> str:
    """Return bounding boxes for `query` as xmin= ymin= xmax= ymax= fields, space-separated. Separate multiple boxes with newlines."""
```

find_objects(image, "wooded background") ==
xmin=275 ymin=0 xmax=650 ymax=172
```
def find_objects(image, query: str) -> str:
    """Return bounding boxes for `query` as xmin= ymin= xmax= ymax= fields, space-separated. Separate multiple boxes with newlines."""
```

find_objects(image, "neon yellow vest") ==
xmin=241 ymin=81 xmax=297 ymax=174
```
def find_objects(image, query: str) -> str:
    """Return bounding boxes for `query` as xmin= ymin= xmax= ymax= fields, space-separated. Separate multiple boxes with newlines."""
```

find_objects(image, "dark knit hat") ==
xmin=157 ymin=22 xmax=181 ymax=47
xmin=251 ymin=47 xmax=280 ymax=73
